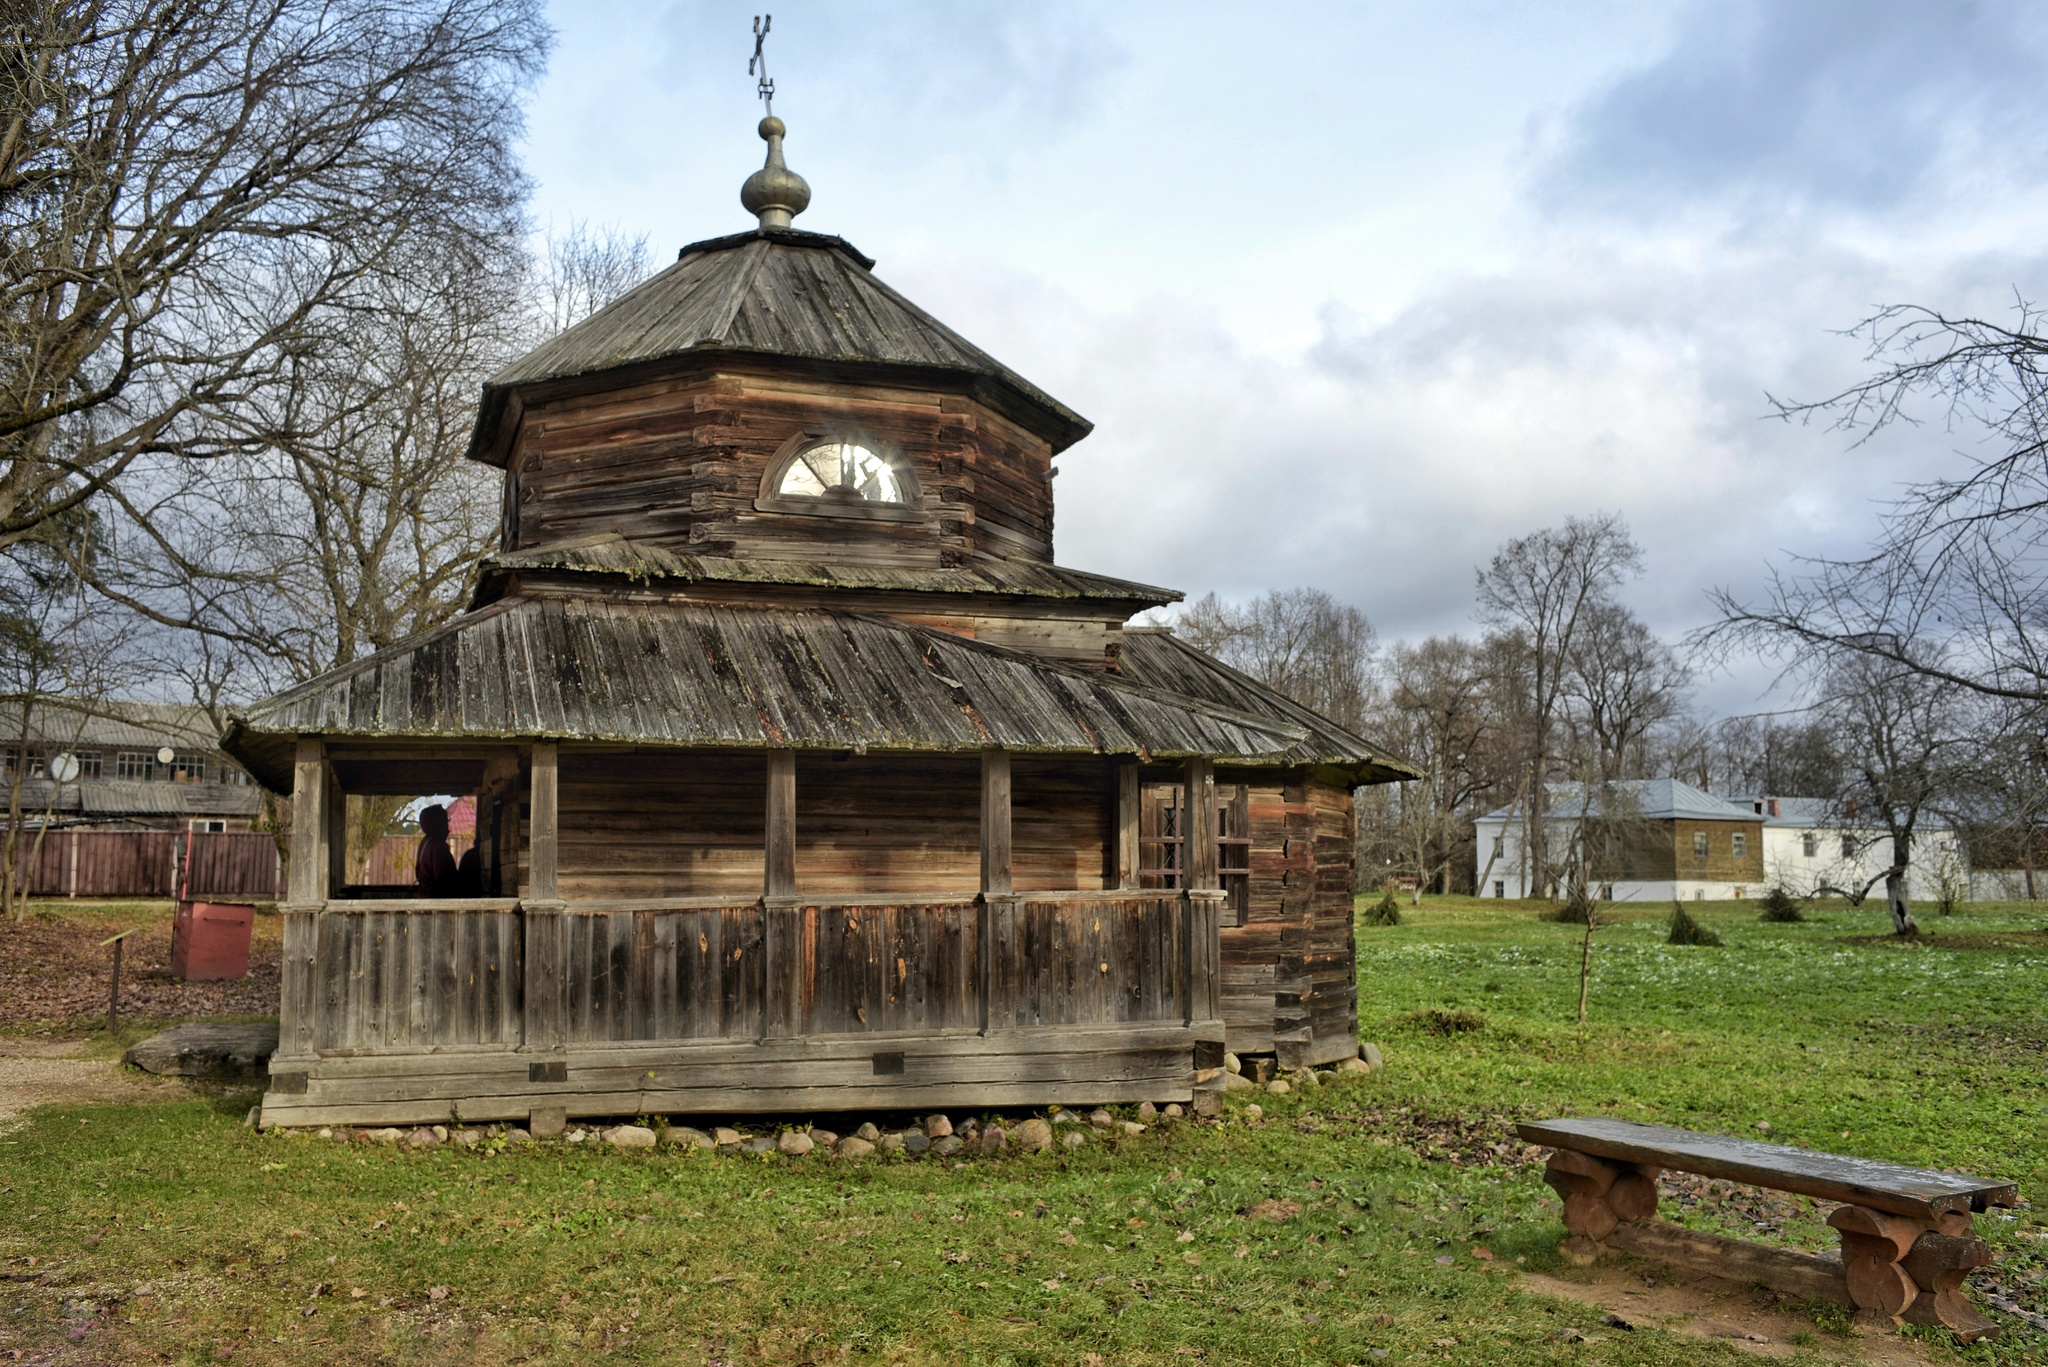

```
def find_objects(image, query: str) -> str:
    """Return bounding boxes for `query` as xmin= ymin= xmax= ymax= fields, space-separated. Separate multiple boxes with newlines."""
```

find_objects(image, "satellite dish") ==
xmin=49 ymin=752 xmax=80 ymax=783
xmin=157 ymin=746 xmax=176 ymax=765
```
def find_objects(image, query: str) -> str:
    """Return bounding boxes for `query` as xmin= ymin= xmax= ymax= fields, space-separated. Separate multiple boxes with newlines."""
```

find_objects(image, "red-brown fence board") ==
xmin=26 ymin=830 xmax=284 ymax=900
xmin=30 ymin=831 xmax=177 ymax=897
xmin=363 ymin=834 xmax=474 ymax=886
xmin=184 ymin=833 xmax=287 ymax=900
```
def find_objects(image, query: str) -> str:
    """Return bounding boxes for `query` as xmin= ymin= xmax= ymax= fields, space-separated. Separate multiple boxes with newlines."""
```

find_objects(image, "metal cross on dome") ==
xmin=749 ymin=14 xmax=774 ymax=115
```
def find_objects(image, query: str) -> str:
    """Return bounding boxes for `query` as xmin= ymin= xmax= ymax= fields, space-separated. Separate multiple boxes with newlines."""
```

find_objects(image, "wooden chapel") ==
xmin=226 ymin=114 xmax=1416 ymax=1130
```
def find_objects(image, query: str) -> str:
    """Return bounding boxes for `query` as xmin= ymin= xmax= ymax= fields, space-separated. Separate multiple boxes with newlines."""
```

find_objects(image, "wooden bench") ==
xmin=1517 ymin=1117 xmax=2019 ymax=1342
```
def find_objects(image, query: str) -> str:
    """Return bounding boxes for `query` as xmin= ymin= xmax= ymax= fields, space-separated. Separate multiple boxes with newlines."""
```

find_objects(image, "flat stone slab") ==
xmin=125 ymin=1021 xmax=279 ymax=1080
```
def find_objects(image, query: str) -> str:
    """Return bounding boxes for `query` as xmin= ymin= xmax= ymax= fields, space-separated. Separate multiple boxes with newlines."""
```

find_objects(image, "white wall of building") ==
xmin=1761 ymin=825 xmax=1966 ymax=904
xmin=1476 ymin=815 xmax=1969 ymax=904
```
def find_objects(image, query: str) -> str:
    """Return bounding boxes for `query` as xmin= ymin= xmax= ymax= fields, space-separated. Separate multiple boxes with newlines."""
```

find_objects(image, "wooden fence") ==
xmin=363 ymin=833 xmax=474 ymax=886
xmin=26 ymin=830 xmax=283 ymax=900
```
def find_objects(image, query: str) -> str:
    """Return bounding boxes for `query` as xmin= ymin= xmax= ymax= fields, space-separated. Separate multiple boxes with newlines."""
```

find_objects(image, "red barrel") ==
xmin=171 ymin=901 xmax=255 ymax=981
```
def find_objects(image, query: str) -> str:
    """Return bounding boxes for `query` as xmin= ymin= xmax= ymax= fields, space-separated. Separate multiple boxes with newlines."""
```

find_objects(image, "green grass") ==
xmin=3 ymin=896 xmax=2046 ymax=1364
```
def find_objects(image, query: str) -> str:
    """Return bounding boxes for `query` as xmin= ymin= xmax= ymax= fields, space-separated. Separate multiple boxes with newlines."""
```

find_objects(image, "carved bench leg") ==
xmin=1542 ymin=1150 xmax=1661 ymax=1262
xmin=1830 ymin=1205 xmax=1998 ymax=1343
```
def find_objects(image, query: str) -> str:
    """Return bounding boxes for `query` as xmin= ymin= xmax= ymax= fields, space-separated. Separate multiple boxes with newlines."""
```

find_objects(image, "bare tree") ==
xmin=0 ymin=531 xmax=136 ymax=918
xmin=1475 ymin=514 xmax=1643 ymax=899
xmin=1175 ymin=587 xmax=1378 ymax=732
xmin=530 ymin=219 xmax=653 ymax=340
xmin=1360 ymin=635 xmax=1520 ymax=897
xmin=94 ymin=237 xmax=525 ymax=694
xmin=1966 ymin=714 xmax=2048 ymax=900
xmin=1708 ymin=300 xmax=2048 ymax=705
xmin=0 ymin=0 xmax=548 ymax=559
xmin=1815 ymin=644 xmax=1983 ymax=934
xmin=1560 ymin=599 xmax=1690 ymax=783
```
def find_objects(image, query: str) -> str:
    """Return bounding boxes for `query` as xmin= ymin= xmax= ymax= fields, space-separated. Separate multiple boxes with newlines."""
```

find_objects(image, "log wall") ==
xmin=507 ymin=368 xmax=1057 ymax=569
xmin=548 ymin=750 xmax=1112 ymax=900
xmin=1217 ymin=779 xmax=1359 ymax=1068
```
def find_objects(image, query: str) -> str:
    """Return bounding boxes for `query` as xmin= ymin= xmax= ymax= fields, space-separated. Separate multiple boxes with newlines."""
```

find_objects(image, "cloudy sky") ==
xmin=521 ymin=1 xmax=2048 ymax=711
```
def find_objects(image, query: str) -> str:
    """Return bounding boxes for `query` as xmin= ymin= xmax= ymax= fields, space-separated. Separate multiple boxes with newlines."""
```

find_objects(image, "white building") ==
xmin=1747 ymin=795 xmax=1966 ymax=905
xmin=1473 ymin=780 xmax=1967 ymax=904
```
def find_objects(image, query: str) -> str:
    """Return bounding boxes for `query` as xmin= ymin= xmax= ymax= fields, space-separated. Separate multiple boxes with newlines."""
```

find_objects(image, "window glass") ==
xmin=1732 ymin=833 xmax=1747 ymax=858
xmin=1692 ymin=831 xmax=1708 ymax=858
xmin=776 ymin=441 xmax=904 ymax=503
xmin=1801 ymin=833 xmax=1818 ymax=857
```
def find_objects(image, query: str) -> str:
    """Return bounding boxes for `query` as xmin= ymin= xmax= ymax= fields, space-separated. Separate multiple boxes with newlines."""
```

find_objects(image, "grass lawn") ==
xmin=3 ymin=896 xmax=2045 ymax=1365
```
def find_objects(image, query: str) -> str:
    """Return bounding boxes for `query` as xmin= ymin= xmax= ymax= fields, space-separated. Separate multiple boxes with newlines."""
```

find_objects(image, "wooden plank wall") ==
xmin=185 ymin=832 xmax=288 ymax=900
xmin=1302 ymin=782 xmax=1360 ymax=1066
xmin=796 ymin=901 xmax=981 ymax=1034
xmin=556 ymin=751 xmax=765 ymax=899
xmin=561 ymin=907 xmax=761 ymax=1042
xmin=795 ymin=755 xmax=979 ymax=894
xmin=313 ymin=910 xmax=521 ymax=1051
xmin=299 ymin=894 xmax=1190 ymax=1054
xmin=29 ymin=831 xmax=176 ymax=898
xmin=1013 ymin=758 xmax=1113 ymax=893
xmin=1005 ymin=896 xmax=1183 ymax=1029
xmin=552 ymin=750 xmax=1113 ymax=900
xmin=510 ymin=368 xmax=1057 ymax=569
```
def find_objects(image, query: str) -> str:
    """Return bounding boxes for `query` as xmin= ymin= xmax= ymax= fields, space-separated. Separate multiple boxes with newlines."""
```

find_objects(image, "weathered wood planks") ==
xmin=1518 ymin=1118 xmax=2018 ymax=1220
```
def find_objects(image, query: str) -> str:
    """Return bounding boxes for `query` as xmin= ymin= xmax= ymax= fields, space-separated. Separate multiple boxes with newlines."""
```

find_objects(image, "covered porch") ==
xmin=261 ymin=738 xmax=1228 ymax=1129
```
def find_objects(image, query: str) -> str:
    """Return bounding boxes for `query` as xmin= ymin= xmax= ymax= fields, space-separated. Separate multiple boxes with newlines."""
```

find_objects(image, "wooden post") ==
xmin=67 ymin=830 xmax=79 ymax=899
xmin=1115 ymin=763 xmax=1140 ymax=889
xmin=980 ymin=750 xmax=1019 ymax=1033
xmin=478 ymin=753 xmax=521 ymax=897
xmin=764 ymin=749 xmax=796 ymax=899
xmin=522 ymin=742 xmax=566 ymax=1058
xmin=1184 ymin=757 xmax=1217 ymax=891
xmin=1183 ymin=756 xmax=1221 ymax=1028
xmin=286 ymin=739 xmax=331 ymax=904
xmin=528 ymin=742 xmax=558 ymax=901
xmin=278 ymin=738 xmax=330 ymax=1064
xmin=762 ymin=749 xmax=801 ymax=1038
xmin=980 ymin=750 xmax=1012 ymax=897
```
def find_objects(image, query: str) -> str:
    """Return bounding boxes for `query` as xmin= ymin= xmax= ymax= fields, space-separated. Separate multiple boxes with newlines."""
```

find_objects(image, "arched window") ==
xmin=756 ymin=434 xmax=924 ymax=522
xmin=775 ymin=440 xmax=904 ymax=504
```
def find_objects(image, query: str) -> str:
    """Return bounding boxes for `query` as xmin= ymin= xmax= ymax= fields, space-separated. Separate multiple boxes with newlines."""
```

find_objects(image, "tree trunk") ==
xmin=1885 ymin=870 xmax=1919 ymax=936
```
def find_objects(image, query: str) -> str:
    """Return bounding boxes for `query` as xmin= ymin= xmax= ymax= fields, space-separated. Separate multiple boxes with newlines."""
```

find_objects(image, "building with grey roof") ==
xmin=1 ymin=700 xmax=261 ymax=833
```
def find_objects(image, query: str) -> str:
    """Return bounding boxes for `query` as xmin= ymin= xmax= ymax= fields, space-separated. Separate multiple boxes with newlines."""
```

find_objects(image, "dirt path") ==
xmin=1521 ymin=1266 xmax=1945 ymax=1364
xmin=0 ymin=1037 xmax=183 ymax=1128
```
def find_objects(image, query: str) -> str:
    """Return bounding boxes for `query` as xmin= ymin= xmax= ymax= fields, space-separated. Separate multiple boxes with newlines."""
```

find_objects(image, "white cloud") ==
xmin=521 ymin=1 xmax=2048 ymax=720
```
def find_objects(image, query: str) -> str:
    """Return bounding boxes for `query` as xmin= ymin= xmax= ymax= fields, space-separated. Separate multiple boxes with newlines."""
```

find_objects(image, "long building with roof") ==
xmin=1 ymin=701 xmax=260 ymax=833
xmin=1474 ymin=779 xmax=1966 ymax=903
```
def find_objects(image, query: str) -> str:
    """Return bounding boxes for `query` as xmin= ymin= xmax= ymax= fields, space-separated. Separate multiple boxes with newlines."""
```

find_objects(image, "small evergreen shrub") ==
xmin=1668 ymin=901 xmax=1722 ymax=946
xmin=1363 ymin=889 xmax=1402 ymax=926
xmin=1403 ymin=1006 xmax=1484 ymax=1035
xmin=1544 ymin=884 xmax=1596 ymax=924
xmin=1757 ymin=887 xmax=1804 ymax=923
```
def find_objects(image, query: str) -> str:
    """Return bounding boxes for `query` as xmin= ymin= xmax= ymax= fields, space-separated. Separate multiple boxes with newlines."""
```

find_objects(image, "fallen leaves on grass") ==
xmin=1239 ymin=1200 xmax=1301 ymax=1222
xmin=1344 ymin=1106 xmax=1547 ymax=1170
xmin=0 ymin=905 xmax=280 ymax=1031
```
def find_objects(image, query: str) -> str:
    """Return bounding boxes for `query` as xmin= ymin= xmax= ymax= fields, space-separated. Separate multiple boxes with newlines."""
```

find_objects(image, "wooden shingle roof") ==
xmin=475 ymin=535 xmax=1180 ymax=610
xmin=468 ymin=229 xmax=1092 ymax=466
xmin=1114 ymin=630 xmax=1419 ymax=783
xmin=221 ymin=598 xmax=1406 ymax=793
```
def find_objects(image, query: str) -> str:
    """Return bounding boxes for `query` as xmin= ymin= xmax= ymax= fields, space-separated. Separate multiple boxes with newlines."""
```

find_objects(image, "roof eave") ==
xmin=464 ymin=348 xmax=1093 ymax=472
